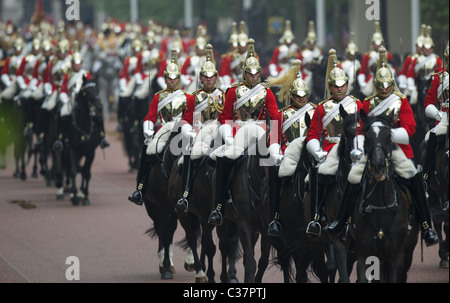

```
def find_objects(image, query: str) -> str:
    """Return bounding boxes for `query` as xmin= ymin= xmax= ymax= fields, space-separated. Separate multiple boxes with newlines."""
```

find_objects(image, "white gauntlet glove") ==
xmin=391 ymin=127 xmax=409 ymax=145
xmin=268 ymin=143 xmax=283 ymax=165
xmin=219 ymin=124 xmax=233 ymax=146
xmin=425 ymin=104 xmax=443 ymax=122
xmin=143 ymin=120 xmax=155 ymax=140
xmin=306 ymin=138 xmax=327 ymax=163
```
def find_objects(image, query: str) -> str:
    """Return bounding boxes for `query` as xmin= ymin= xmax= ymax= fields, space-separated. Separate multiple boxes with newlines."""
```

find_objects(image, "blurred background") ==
xmin=1 ymin=0 xmax=449 ymax=67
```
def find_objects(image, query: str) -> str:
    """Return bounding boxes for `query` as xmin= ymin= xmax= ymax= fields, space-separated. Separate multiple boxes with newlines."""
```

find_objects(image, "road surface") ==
xmin=0 ymin=118 xmax=448 ymax=285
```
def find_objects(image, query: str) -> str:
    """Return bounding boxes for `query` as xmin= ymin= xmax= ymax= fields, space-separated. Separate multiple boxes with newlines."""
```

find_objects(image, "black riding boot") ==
xmin=35 ymin=109 xmax=49 ymax=146
xmin=408 ymin=170 xmax=440 ymax=247
xmin=94 ymin=116 xmax=110 ymax=149
xmin=128 ymin=145 xmax=153 ymax=205
xmin=176 ymin=155 xmax=192 ymax=213
xmin=208 ymin=157 xmax=233 ymax=226
xmin=117 ymin=96 xmax=128 ymax=132
xmin=306 ymin=181 xmax=326 ymax=238
xmin=54 ymin=116 xmax=70 ymax=151
xmin=422 ymin=132 xmax=437 ymax=182
xmin=268 ymin=166 xmax=282 ymax=237
xmin=326 ymin=183 xmax=362 ymax=235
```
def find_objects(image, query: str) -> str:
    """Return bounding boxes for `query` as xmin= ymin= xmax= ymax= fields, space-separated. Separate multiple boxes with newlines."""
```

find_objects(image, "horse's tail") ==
xmin=270 ymin=238 xmax=295 ymax=283
xmin=145 ymin=226 xmax=158 ymax=240
xmin=286 ymin=234 xmax=314 ymax=283
xmin=176 ymin=216 xmax=201 ymax=251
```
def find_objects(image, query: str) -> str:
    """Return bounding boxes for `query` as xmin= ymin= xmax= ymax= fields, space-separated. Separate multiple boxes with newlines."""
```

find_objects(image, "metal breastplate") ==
xmin=282 ymin=105 xmax=315 ymax=143
xmin=158 ymin=90 xmax=188 ymax=123
xmin=234 ymin=84 xmax=267 ymax=121
xmin=52 ymin=59 xmax=71 ymax=85
xmin=128 ymin=56 xmax=138 ymax=74
xmin=194 ymin=89 xmax=224 ymax=123
xmin=416 ymin=55 xmax=437 ymax=79
xmin=8 ymin=55 xmax=21 ymax=75
xmin=439 ymin=72 xmax=449 ymax=110
xmin=323 ymin=98 xmax=359 ymax=140
xmin=369 ymin=95 xmax=402 ymax=122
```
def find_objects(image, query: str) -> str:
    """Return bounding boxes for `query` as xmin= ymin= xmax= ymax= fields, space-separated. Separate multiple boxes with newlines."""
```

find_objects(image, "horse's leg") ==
xmin=200 ymin=224 xmax=216 ymax=283
xmin=238 ymin=221 xmax=257 ymax=283
xmin=69 ymin=150 xmax=79 ymax=206
xmin=255 ymin=233 xmax=270 ymax=283
xmin=333 ymin=238 xmax=350 ymax=283
xmin=217 ymin=221 xmax=239 ymax=283
xmin=160 ymin=212 xmax=178 ymax=279
xmin=80 ymin=153 xmax=94 ymax=206
xmin=325 ymin=243 xmax=337 ymax=283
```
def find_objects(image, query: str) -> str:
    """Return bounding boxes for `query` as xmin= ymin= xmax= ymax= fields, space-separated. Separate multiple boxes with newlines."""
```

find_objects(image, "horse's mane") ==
xmin=337 ymin=112 xmax=359 ymax=159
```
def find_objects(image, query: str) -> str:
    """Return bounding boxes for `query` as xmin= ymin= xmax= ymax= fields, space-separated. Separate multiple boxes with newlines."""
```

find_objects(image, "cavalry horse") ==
xmin=421 ymin=117 xmax=449 ymax=269
xmin=142 ymin=120 xmax=195 ymax=280
xmin=65 ymin=76 xmax=102 ymax=205
xmin=168 ymin=121 xmax=240 ymax=283
xmin=351 ymin=110 xmax=419 ymax=282
xmin=318 ymin=105 xmax=359 ymax=283
xmin=214 ymin=123 xmax=290 ymax=283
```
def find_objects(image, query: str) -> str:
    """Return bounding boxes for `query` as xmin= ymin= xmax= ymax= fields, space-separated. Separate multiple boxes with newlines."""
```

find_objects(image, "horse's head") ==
xmin=78 ymin=75 xmax=98 ymax=105
xmin=361 ymin=109 xmax=395 ymax=182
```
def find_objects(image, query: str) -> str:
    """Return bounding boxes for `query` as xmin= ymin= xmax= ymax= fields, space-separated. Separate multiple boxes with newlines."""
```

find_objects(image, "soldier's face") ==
xmin=292 ymin=94 xmax=308 ymax=108
xmin=329 ymin=83 xmax=348 ymax=101
xmin=377 ymin=85 xmax=394 ymax=99
xmin=165 ymin=76 xmax=180 ymax=90
xmin=200 ymin=74 xmax=216 ymax=91
xmin=245 ymin=72 xmax=260 ymax=86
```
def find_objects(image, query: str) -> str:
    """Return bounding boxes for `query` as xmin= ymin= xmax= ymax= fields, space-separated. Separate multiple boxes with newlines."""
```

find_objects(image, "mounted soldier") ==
xmin=305 ymin=49 xmax=363 ymax=237
xmin=265 ymin=60 xmax=316 ymax=236
xmin=175 ymin=44 xmax=225 ymax=213
xmin=327 ymin=47 xmax=439 ymax=247
xmin=128 ymin=48 xmax=190 ymax=205
xmin=207 ymin=39 xmax=280 ymax=226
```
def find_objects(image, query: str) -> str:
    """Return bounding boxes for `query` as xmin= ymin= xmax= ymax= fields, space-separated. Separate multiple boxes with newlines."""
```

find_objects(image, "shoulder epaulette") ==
xmin=393 ymin=91 xmax=406 ymax=99
xmin=318 ymin=98 xmax=331 ymax=106
xmin=230 ymin=83 xmax=240 ymax=89
xmin=261 ymin=82 xmax=269 ymax=89
xmin=155 ymin=89 xmax=164 ymax=95
xmin=430 ymin=70 xmax=443 ymax=78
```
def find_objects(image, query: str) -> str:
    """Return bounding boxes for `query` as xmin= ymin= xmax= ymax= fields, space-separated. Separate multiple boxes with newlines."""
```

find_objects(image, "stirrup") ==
xmin=268 ymin=220 xmax=282 ymax=237
xmin=208 ymin=210 xmax=223 ymax=226
xmin=175 ymin=197 xmax=189 ymax=213
xmin=306 ymin=220 xmax=322 ymax=238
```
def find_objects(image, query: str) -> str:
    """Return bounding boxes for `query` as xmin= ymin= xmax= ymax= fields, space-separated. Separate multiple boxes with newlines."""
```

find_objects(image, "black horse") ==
xmin=421 ymin=126 xmax=449 ymax=269
xmin=351 ymin=110 xmax=419 ymax=282
xmin=168 ymin=122 xmax=240 ymax=283
xmin=65 ymin=76 xmax=103 ymax=205
xmin=221 ymin=124 xmax=291 ymax=283
xmin=142 ymin=120 xmax=195 ymax=279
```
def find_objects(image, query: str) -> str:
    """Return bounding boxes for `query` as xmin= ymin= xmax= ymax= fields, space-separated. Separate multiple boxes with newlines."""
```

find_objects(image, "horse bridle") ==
xmin=365 ymin=122 xmax=393 ymax=182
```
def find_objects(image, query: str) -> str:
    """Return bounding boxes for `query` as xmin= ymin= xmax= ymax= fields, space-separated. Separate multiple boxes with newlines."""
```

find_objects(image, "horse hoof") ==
xmin=439 ymin=260 xmax=449 ymax=269
xmin=195 ymin=276 xmax=208 ymax=283
xmin=160 ymin=265 xmax=176 ymax=274
xmin=161 ymin=271 xmax=173 ymax=280
xmin=72 ymin=197 xmax=80 ymax=206
xmin=82 ymin=199 xmax=90 ymax=206
xmin=228 ymin=278 xmax=239 ymax=283
xmin=56 ymin=194 xmax=64 ymax=200
xmin=32 ymin=172 xmax=38 ymax=178
xmin=184 ymin=262 xmax=195 ymax=272
xmin=20 ymin=173 xmax=26 ymax=181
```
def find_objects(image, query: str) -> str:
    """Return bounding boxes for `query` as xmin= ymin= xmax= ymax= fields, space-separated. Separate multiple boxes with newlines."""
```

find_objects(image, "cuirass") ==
xmin=194 ymin=89 xmax=224 ymax=123
xmin=8 ymin=55 xmax=21 ymax=75
xmin=128 ymin=56 xmax=138 ymax=74
xmin=235 ymin=84 xmax=267 ymax=121
xmin=323 ymin=98 xmax=359 ymax=139
xmin=282 ymin=105 xmax=315 ymax=143
xmin=369 ymin=95 xmax=402 ymax=121
xmin=417 ymin=55 xmax=437 ymax=79
xmin=439 ymin=72 xmax=449 ymax=110
xmin=158 ymin=90 xmax=187 ymax=123
xmin=52 ymin=59 xmax=71 ymax=85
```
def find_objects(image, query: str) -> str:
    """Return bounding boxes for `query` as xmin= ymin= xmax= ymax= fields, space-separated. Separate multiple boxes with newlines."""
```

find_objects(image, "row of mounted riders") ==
xmin=119 ymin=105 xmax=447 ymax=283
xmin=0 ymin=75 xmax=109 ymax=205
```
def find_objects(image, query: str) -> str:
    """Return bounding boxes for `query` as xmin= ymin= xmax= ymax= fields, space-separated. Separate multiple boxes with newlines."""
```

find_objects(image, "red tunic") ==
xmin=362 ymin=94 xmax=416 ymax=159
